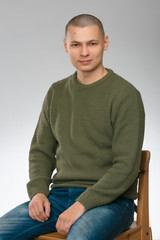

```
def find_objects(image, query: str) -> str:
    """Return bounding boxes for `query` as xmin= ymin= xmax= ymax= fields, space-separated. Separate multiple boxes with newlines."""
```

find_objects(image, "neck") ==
xmin=77 ymin=66 xmax=108 ymax=85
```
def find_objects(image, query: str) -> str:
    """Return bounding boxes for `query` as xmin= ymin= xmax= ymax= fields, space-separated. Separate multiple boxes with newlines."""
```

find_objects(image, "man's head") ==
xmin=64 ymin=14 xmax=108 ymax=74
xmin=65 ymin=14 xmax=105 ymax=38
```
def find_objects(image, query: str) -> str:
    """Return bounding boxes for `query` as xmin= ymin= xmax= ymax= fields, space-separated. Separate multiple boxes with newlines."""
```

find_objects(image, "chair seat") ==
xmin=114 ymin=221 xmax=141 ymax=239
xmin=34 ymin=231 xmax=66 ymax=239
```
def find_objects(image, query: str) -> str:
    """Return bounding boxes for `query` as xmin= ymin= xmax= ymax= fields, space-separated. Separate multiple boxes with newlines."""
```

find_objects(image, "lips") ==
xmin=79 ymin=60 xmax=92 ymax=65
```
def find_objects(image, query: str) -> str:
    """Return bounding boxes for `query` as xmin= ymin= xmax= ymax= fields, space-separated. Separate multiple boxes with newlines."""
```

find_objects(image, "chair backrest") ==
xmin=136 ymin=150 xmax=150 ymax=239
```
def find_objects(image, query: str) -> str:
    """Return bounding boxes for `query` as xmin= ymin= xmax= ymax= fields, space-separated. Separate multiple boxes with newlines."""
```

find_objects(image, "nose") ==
xmin=80 ymin=45 xmax=89 ymax=57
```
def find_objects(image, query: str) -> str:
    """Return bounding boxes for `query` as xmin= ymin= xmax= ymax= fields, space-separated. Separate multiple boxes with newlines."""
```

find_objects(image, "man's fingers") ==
xmin=56 ymin=201 xmax=85 ymax=235
xmin=29 ymin=193 xmax=50 ymax=222
xmin=56 ymin=215 xmax=70 ymax=236
xmin=29 ymin=202 xmax=45 ymax=222
xmin=36 ymin=201 xmax=48 ymax=221
xmin=44 ymin=200 xmax=51 ymax=218
xmin=29 ymin=204 xmax=44 ymax=222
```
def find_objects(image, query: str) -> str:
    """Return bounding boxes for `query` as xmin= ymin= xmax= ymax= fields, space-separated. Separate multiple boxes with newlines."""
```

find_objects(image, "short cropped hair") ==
xmin=65 ymin=14 xmax=105 ymax=36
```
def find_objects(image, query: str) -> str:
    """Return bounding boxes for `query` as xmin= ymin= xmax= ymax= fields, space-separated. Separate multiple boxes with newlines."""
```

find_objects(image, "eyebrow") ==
xmin=70 ymin=40 xmax=99 ymax=44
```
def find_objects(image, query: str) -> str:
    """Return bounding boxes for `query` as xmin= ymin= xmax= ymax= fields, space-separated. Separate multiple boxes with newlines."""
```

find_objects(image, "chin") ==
xmin=76 ymin=64 xmax=96 ymax=72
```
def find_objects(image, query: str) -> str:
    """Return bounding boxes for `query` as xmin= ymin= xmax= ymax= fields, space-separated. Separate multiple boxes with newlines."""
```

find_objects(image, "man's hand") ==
xmin=56 ymin=201 xmax=85 ymax=236
xmin=29 ymin=193 xmax=50 ymax=222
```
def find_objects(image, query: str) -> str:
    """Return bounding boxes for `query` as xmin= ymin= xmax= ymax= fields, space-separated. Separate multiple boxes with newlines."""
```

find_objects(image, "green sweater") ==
xmin=27 ymin=68 xmax=145 ymax=211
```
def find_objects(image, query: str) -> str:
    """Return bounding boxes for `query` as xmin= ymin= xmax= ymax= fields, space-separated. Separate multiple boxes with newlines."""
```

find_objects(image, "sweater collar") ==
xmin=71 ymin=68 xmax=113 ymax=89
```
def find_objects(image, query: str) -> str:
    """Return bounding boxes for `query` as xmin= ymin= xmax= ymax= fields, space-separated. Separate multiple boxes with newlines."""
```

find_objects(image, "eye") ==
xmin=71 ymin=43 xmax=80 ymax=47
xmin=89 ymin=42 xmax=97 ymax=46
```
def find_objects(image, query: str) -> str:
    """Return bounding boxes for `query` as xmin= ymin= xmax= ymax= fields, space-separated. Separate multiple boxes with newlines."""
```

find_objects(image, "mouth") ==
xmin=78 ymin=60 xmax=92 ymax=65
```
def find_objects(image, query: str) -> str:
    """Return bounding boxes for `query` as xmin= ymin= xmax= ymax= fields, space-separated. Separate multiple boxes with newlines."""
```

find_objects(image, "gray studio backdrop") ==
xmin=0 ymin=0 xmax=159 ymax=239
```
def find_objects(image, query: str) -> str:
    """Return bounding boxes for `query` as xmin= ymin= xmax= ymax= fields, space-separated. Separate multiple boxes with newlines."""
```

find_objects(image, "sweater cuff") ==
xmin=76 ymin=190 xmax=99 ymax=211
xmin=27 ymin=177 xmax=51 ymax=199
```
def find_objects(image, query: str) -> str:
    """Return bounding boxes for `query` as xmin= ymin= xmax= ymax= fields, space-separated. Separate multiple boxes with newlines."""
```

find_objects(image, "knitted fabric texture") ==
xmin=27 ymin=69 xmax=145 ymax=211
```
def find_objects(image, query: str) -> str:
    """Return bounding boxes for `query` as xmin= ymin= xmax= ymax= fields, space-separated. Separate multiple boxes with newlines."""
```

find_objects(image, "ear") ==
xmin=63 ymin=38 xmax=68 ymax=53
xmin=104 ymin=36 xmax=109 ymax=51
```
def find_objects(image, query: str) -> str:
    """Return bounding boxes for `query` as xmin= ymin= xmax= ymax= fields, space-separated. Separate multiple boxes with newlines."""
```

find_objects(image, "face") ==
xmin=64 ymin=25 xmax=108 ymax=73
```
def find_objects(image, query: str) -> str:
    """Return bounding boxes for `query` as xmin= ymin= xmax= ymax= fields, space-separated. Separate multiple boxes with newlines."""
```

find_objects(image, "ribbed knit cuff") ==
xmin=76 ymin=190 xmax=99 ymax=211
xmin=27 ymin=178 xmax=51 ymax=199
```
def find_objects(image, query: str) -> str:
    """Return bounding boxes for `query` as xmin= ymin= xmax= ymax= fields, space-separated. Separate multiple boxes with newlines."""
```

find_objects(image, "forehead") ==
xmin=66 ymin=25 xmax=102 ymax=42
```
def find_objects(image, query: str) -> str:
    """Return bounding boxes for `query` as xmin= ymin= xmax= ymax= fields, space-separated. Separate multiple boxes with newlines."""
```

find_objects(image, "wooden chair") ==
xmin=34 ymin=150 xmax=152 ymax=240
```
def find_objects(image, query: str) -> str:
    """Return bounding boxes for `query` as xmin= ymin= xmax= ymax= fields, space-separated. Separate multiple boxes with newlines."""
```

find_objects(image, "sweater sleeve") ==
xmin=77 ymin=86 xmax=145 ymax=211
xmin=27 ymin=89 xmax=57 ymax=199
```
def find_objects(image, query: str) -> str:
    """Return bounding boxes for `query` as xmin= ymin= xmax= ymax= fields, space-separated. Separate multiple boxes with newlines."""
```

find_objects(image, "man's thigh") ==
xmin=0 ymin=188 xmax=84 ymax=240
xmin=67 ymin=197 xmax=134 ymax=240
xmin=0 ymin=200 xmax=58 ymax=240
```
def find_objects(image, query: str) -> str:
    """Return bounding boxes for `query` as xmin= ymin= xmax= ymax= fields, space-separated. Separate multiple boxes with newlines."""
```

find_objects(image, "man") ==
xmin=0 ymin=14 xmax=145 ymax=240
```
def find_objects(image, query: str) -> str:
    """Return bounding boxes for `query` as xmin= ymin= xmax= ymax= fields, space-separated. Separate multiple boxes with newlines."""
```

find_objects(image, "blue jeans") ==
xmin=0 ymin=188 xmax=134 ymax=240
